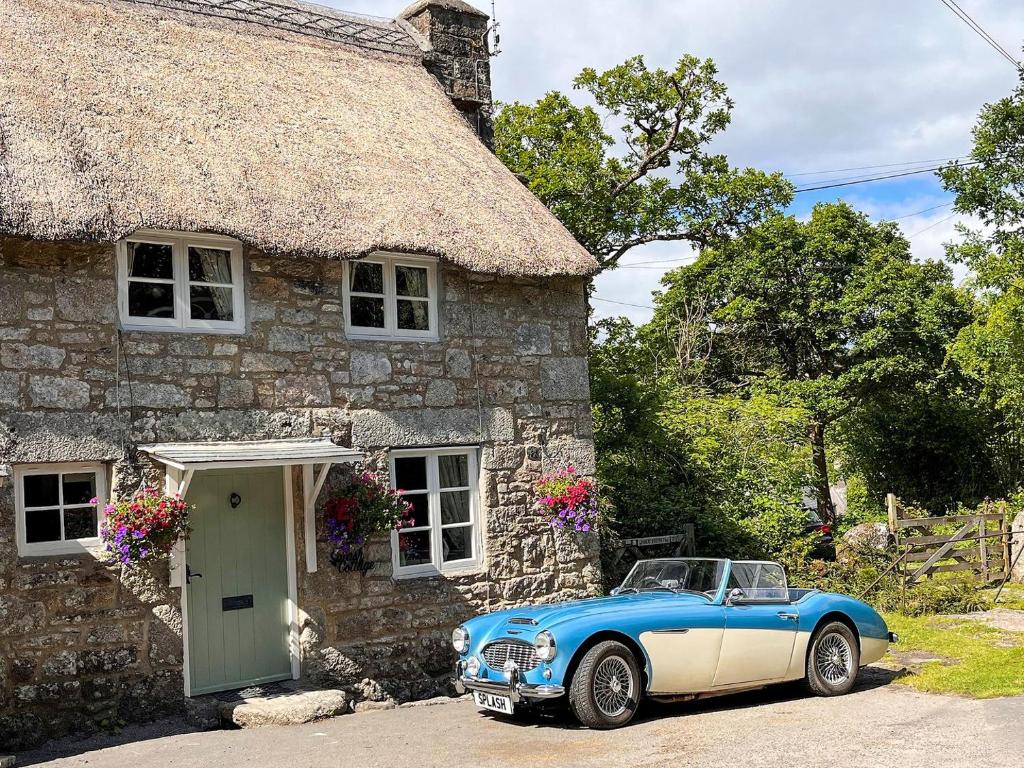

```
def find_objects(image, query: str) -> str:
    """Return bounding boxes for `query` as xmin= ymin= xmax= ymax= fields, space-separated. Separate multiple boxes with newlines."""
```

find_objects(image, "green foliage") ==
xmin=650 ymin=201 xmax=972 ymax=523
xmin=494 ymin=55 xmax=791 ymax=268
xmin=884 ymin=613 xmax=1024 ymax=699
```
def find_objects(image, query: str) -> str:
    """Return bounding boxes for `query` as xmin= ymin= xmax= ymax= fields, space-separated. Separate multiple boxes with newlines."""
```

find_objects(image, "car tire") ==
xmin=568 ymin=640 xmax=641 ymax=729
xmin=805 ymin=621 xmax=860 ymax=696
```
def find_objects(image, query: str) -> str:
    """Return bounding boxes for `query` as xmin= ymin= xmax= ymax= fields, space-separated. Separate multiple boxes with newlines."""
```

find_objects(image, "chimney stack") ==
xmin=399 ymin=0 xmax=494 ymax=147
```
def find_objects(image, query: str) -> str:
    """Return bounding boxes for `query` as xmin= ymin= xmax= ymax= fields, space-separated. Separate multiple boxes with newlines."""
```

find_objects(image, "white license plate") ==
xmin=474 ymin=690 xmax=514 ymax=714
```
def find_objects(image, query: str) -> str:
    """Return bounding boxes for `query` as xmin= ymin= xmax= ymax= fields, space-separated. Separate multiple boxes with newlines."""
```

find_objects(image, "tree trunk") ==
xmin=808 ymin=421 xmax=837 ymax=527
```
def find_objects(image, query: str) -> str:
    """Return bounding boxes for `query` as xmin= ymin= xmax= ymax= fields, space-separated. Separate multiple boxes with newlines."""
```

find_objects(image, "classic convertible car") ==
xmin=453 ymin=558 xmax=896 ymax=729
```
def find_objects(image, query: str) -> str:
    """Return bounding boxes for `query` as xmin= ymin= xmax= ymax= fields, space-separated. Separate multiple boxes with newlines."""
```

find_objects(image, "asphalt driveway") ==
xmin=18 ymin=669 xmax=1024 ymax=768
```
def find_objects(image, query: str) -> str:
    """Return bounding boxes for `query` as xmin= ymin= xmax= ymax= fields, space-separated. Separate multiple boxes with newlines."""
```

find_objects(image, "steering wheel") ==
xmin=641 ymin=576 xmax=664 ymax=589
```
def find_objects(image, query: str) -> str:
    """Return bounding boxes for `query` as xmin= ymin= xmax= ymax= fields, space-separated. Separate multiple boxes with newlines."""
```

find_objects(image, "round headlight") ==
xmin=534 ymin=630 xmax=556 ymax=662
xmin=452 ymin=625 xmax=469 ymax=654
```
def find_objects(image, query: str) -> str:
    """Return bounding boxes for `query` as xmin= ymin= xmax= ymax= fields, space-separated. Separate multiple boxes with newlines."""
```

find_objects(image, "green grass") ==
xmin=883 ymin=612 xmax=1024 ymax=698
xmin=986 ymin=582 xmax=1024 ymax=610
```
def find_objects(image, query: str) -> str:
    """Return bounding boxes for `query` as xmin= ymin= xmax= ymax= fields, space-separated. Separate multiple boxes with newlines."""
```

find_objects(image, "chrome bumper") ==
xmin=453 ymin=663 xmax=565 ymax=703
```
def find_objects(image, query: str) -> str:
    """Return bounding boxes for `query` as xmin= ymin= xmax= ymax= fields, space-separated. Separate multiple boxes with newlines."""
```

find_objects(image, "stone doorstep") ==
xmin=0 ymin=756 xmax=14 ymax=768
xmin=187 ymin=681 xmax=350 ymax=729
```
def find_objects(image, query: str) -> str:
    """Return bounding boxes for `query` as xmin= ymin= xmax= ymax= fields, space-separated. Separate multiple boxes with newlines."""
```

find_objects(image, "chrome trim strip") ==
xmin=649 ymin=628 xmax=690 ymax=634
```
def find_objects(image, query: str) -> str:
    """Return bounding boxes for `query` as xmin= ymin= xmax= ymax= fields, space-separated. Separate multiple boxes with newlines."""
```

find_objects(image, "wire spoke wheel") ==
xmin=815 ymin=632 xmax=853 ymax=686
xmin=592 ymin=655 xmax=634 ymax=717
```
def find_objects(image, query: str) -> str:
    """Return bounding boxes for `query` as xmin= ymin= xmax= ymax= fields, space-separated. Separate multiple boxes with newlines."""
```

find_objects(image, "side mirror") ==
xmin=726 ymin=587 xmax=745 ymax=605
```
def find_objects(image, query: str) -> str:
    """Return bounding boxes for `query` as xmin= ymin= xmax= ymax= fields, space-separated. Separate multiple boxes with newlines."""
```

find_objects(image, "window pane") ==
xmin=190 ymin=286 xmax=234 ymax=321
xmin=62 ymin=473 xmax=96 ymax=506
xmin=402 ymin=492 xmax=429 ymax=528
xmin=350 ymin=262 xmax=384 ymax=294
xmin=395 ymin=266 xmax=429 ymax=298
xmin=442 ymin=526 xmax=471 ymax=562
xmin=350 ymin=297 xmax=385 ymax=329
xmin=128 ymin=282 xmax=175 ymax=319
xmin=396 ymin=299 xmax=429 ymax=331
xmin=398 ymin=530 xmax=432 ymax=567
xmin=23 ymin=474 xmax=59 ymax=508
xmin=64 ymin=507 xmax=98 ymax=540
xmin=394 ymin=457 xmax=427 ymax=491
xmin=188 ymin=246 xmax=233 ymax=283
xmin=25 ymin=508 xmax=61 ymax=543
xmin=440 ymin=490 xmax=470 ymax=524
xmin=127 ymin=242 xmax=173 ymax=279
xmin=438 ymin=455 xmax=469 ymax=488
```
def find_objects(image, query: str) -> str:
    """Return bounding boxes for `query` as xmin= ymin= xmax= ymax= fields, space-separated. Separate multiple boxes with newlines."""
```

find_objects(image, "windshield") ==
xmin=618 ymin=559 xmax=727 ymax=597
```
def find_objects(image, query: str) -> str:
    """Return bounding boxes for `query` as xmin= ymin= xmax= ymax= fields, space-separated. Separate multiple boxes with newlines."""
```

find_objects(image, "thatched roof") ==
xmin=0 ymin=0 xmax=597 ymax=277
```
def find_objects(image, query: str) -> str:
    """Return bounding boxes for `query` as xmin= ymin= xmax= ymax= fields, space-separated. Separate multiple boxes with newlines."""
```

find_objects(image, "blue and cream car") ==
xmin=453 ymin=558 xmax=897 ymax=729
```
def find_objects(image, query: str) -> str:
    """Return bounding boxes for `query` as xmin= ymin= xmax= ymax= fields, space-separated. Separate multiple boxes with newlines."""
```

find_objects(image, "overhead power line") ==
xmin=939 ymin=0 xmax=1021 ymax=71
xmin=793 ymin=161 xmax=981 ymax=193
xmin=784 ymin=156 xmax=969 ymax=179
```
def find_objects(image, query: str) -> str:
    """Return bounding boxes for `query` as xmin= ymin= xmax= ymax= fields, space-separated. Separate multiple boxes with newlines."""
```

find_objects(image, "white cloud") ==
xmin=329 ymin=0 xmax=1022 ymax=320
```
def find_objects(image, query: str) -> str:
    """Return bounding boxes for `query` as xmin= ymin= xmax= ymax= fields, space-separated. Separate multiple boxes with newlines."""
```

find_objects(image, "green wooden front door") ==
xmin=186 ymin=468 xmax=291 ymax=695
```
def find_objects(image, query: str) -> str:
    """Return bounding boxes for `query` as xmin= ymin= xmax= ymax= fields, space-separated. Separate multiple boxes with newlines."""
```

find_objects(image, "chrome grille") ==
xmin=508 ymin=617 xmax=538 ymax=625
xmin=482 ymin=640 xmax=540 ymax=672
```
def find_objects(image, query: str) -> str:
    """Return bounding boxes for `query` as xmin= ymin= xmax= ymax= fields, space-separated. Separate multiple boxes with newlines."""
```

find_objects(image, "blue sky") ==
xmin=331 ymin=0 xmax=1024 ymax=323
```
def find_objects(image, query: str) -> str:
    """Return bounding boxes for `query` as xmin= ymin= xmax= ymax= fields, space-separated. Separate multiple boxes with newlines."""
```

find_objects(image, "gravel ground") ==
xmin=18 ymin=668 xmax=1024 ymax=768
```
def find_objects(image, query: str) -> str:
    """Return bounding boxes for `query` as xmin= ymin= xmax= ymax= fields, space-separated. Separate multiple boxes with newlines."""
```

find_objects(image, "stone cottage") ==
xmin=0 ymin=0 xmax=600 ymax=749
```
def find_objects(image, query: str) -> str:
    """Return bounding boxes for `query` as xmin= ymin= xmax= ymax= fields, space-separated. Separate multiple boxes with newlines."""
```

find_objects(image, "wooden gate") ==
xmin=887 ymin=495 xmax=1010 ymax=584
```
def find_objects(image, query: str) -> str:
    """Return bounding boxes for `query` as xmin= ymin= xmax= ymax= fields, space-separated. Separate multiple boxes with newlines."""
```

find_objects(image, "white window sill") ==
xmin=120 ymin=323 xmax=246 ymax=336
xmin=17 ymin=540 xmax=104 ymax=559
xmin=392 ymin=562 xmax=484 ymax=581
xmin=346 ymin=331 xmax=439 ymax=343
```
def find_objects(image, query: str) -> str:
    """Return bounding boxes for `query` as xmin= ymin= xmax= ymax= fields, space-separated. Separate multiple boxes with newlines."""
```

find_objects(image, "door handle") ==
xmin=186 ymin=565 xmax=203 ymax=585
xmin=777 ymin=612 xmax=799 ymax=621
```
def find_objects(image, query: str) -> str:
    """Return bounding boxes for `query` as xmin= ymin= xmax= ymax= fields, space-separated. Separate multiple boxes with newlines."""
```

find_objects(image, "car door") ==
xmin=639 ymin=602 xmax=727 ymax=694
xmin=712 ymin=562 xmax=799 ymax=687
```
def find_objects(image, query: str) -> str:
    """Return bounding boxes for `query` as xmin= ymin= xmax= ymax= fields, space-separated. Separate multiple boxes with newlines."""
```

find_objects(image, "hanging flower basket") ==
xmin=534 ymin=467 xmax=600 ymax=533
xmin=98 ymin=487 xmax=192 ymax=566
xmin=324 ymin=470 xmax=413 ymax=573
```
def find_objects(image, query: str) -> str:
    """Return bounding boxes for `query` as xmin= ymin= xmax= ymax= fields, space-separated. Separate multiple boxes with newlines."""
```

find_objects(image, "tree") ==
xmin=494 ymin=55 xmax=792 ymax=269
xmin=651 ymin=202 xmax=972 ymax=525
xmin=940 ymin=76 xmax=1024 ymax=493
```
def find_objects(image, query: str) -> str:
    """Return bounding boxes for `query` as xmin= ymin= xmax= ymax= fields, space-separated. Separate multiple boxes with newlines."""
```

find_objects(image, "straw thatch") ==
xmin=0 ymin=0 xmax=597 ymax=276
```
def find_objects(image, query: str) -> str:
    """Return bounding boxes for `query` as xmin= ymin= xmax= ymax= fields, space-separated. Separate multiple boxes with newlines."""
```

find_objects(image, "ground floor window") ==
xmin=14 ymin=463 xmax=106 ymax=556
xmin=389 ymin=448 xmax=481 ymax=577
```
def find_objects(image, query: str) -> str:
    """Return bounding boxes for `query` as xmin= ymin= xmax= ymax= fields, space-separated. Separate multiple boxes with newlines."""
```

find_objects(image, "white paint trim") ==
xmin=342 ymin=253 xmax=439 ymax=341
xmin=283 ymin=466 xmax=301 ymax=680
xmin=164 ymin=467 xmax=192 ymax=697
xmin=302 ymin=462 xmax=333 ymax=573
xmin=13 ymin=462 xmax=108 ymax=557
xmin=117 ymin=229 xmax=246 ymax=335
xmin=389 ymin=448 xmax=482 ymax=579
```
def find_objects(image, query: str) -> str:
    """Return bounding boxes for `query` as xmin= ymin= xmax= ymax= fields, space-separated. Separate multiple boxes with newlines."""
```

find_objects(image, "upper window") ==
xmin=117 ymin=231 xmax=245 ymax=333
xmin=14 ymin=464 xmax=106 ymax=556
xmin=343 ymin=254 xmax=438 ymax=340
xmin=390 ymin=448 xmax=480 ymax=578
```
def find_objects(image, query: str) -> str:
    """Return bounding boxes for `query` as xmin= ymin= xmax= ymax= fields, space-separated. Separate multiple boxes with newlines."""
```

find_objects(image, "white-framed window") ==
xmin=389 ymin=447 xmax=481 ymax=578
xmin=14 ymin=463 xmax=107 ymax=557
xmin=343 ymin=253 xmax=439 ymax=341
xmin=117 ymin=230 xmax=245 ymax=333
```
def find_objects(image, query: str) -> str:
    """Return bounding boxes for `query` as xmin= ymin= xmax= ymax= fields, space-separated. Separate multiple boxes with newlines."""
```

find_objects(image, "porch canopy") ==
xmin=139 ymin=438 xmax=364 ymax=578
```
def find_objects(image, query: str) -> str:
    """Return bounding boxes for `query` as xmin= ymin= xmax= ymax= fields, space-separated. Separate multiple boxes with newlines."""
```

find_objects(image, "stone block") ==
xmin=218 ymin=378 xmax=255 ymax=407
xmin=241 ymin=352 xmax=294 ymax=372
xmin=350 ymin=350 xmax=392 ymax=384
xmin=27 ymin=375 xmax=90 ymax=409
xmin=149 ymin=604 xmax=183 ymax=666
xmin=0 ymin=372 xmax=20 ymax=407
xmin=424 ymin=379 xmax=457 ymax=407
xmin=274 ymin=375 xmax=331 ymax=407
xmin=351 ymin=407 xmax=513 ymax=447
xmin=513 ymin=323 xmax=552 ymax=355
xmin=77 ymin=647 xmax=138 ymax=675
xmin=444 ymin=348 xmax=472 ymax=378
xmin=105 ymin=382 xmax=190 ymax=408
xmin=269 ymin=326 xmax=311 ymax=352
xmin=540 ymin=357 xmax=590 ymax=401
xmin=0 ymin=343 xmax=65 ymax=370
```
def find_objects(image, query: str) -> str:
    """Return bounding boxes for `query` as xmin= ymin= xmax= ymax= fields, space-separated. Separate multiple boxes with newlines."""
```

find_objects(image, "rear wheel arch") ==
xmin=564 ymin=630 xmax=650 ymax=694
xmin=806 ymin=611 xmax=861 ymax=667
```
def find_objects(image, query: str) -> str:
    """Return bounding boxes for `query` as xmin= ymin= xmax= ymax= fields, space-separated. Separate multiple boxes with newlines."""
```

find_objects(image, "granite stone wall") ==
xmin=0 ymin=235 xmax=599 ymax=748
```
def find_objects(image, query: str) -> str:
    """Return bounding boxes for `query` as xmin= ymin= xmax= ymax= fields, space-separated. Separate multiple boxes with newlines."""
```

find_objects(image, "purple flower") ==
xmin=132 ymin=530 xmax=145 ymax=539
